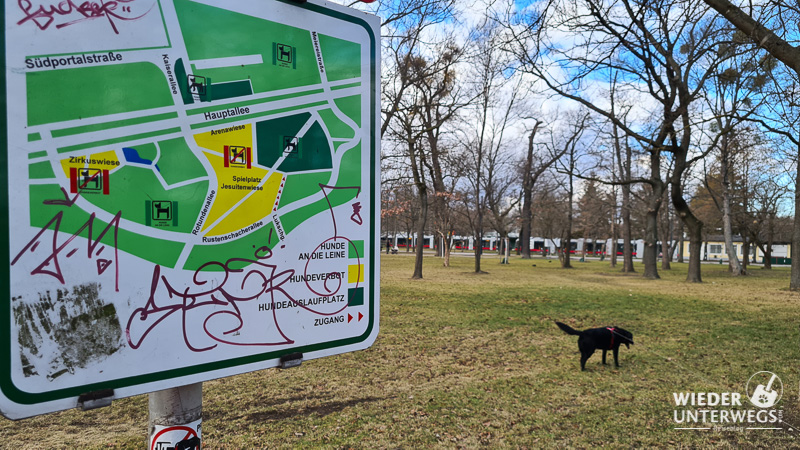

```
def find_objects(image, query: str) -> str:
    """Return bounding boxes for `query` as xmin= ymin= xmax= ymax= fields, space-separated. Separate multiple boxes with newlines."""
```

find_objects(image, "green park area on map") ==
xmin=24 ymin=0 xmax=367 ymax=271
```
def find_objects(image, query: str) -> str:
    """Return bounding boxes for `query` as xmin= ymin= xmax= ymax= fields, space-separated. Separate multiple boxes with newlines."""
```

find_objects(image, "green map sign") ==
xmin=2 ymin=0 xmax=380 ymax=419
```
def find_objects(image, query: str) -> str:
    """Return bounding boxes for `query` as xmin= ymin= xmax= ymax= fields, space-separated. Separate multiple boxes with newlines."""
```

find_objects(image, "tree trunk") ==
xmin=610 ymin=190 xmax=618 ymax=268
xmin=434 ymin=230 xmax=447 ymax=263
xmin=764 ymin=216 xmax=775 ymax=270
xmin=619 ymin=142 xmax=634 ymax=272
xmin=674 ymin=194 xmax=703 ymax=283
xmin=474 ymin=231 xmax=483 ymax=273
xmin=412 ymin=195 xmax=427 ymax=279
xmin=720 ymin=134 xmax=744 ymax=276
xmin=582 ymin=236 xmax=588 ymax=261
xmin=432 ymin=193 xmax=451 ymax=267
xmin=621 ymin=197 xmax=634 ymax=271
xmin=792 ymin=141 xmax=800 ymax=288
xmin=474 ymin=196 xmax=485 ymax=273
xmin=763 ymin=245 xmax=773 ymax=269
xmin=411 ymin=221 xmax=428 ymax=280
xmin=562 ymin=159 xmax=574 ymax=269
xmin=408 ymin=137 xmax=428 ymax=279
xmin=642 ymin=147 xmax=662 ymax=279
xmin=562 ymin=234 xmax=573 ymax=269
xmin=671 ymin=142 xmax=703 ymax=282
xmin=520 ymin=125 xmax=540 ymax=259
xmin=660 ymin=229 xmax=671 ymax=270
xmin=668 ymin=216 xmax=679 ymax=263
xmin=610 ymin=75 xmax=634 ymax=272
xmin=686 ymin=228 xmax=703 ymax=282
xmin=443 ymin=231 xmax=451 ymax=267
xmin=742 ymin=239 xmax=750 ymax=272
xmin=643 ymin=195 xmax=661 ymax=279
xmin=660 ymin=187 xmax=671 ymax=271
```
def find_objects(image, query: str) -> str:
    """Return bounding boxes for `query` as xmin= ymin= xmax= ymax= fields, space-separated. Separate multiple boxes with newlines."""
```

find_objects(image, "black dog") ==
xmin=555 ymin=322 xmax=634 ymax=370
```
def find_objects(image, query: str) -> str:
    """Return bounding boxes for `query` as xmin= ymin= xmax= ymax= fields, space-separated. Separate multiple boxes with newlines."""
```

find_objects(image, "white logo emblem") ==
xmin=746 ymin=371 xmax=782 ymax=409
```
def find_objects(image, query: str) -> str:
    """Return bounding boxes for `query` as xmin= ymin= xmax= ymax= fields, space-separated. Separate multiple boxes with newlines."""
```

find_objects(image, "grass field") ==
xmin=2 ymin=253 xmax=799 ymax=448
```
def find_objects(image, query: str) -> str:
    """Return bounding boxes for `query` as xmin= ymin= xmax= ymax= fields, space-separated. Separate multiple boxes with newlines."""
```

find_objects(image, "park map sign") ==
xmin=1 ymin=0 xmax=380 ymax=419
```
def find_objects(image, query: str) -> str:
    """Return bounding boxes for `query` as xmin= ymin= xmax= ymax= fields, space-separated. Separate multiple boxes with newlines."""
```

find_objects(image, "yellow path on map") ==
xmin=195 ymin=125 xmax=283 ymax=236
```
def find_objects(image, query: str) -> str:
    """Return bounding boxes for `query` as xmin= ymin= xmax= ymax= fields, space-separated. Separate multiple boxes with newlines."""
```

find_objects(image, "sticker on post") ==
xmin=150 ymin=419 xmax=201 ymax=450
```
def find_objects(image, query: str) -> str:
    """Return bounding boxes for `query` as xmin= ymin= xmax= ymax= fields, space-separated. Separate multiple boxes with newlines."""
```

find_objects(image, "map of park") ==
xmin=23 ymin=0 xmax=368 ymax=272
xmin=3 ymin=0 xmax=378 ymax=420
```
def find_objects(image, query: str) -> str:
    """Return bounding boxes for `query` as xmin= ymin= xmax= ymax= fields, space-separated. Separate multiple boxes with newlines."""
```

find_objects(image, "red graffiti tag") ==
xmin=17 ymin=0 xmax=154 ymax=34
xmin=126 ymin=247 xmax=300 ymax=352
xmin=12 ymin=185 xmax=121 ymax=291
xmin=350 ymin=202 xmax=363 ymax=225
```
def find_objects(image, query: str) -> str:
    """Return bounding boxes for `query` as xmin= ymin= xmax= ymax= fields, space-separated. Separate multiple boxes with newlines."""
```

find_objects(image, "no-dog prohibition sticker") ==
xmin=150 ymin=419 xmax=201 ymax=450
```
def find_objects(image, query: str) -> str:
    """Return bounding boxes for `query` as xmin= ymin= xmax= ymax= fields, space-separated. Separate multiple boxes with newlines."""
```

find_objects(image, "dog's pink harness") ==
xmin=607 ymin=327 xmax=616 ymax=349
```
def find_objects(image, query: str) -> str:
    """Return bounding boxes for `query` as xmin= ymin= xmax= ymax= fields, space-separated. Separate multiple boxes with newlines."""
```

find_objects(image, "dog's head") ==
xmin=614 ymin=327 xmax=634 ymax=348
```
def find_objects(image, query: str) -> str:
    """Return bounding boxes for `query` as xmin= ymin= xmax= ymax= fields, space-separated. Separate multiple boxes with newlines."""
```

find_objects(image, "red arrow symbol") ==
xmin=348 ymin=314 xmax=353 ymax=323
xmin=358 ymin=312 xmax=364 ymax=322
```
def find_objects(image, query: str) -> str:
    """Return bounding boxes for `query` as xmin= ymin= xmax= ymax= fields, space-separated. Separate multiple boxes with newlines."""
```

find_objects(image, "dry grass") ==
xmin=1 ymin=253 xmax=799 ymax=448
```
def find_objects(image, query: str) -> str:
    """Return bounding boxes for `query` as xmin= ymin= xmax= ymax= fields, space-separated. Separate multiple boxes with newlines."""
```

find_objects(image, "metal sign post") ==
xmin=2 ymin=0 xmax=380 ymax=425
xmin=149 ymin=383 xmax=203 ymax=450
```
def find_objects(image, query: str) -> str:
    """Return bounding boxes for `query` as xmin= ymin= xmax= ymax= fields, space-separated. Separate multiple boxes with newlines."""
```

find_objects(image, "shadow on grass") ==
xmin=236 ymin=395 xmax=385 ymax=424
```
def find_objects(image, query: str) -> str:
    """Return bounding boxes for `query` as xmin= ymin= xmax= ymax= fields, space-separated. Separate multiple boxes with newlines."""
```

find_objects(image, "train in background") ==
xmin=380 ymin=234 xmax=502 ymax=252
xmin=380 ymin=233 xmax=787 ymax=263
xmin=381 ymin=233 xmax=648 ymax=257
xmin=514 ymin=238 xmax=643 ymax=257
xmin=381 ymin=234 xmax=435 ymax=251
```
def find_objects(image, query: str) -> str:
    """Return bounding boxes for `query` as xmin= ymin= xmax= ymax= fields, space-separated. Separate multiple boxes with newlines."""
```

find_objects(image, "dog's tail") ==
xmin=555 ymin=321 xmax=582 ymax=336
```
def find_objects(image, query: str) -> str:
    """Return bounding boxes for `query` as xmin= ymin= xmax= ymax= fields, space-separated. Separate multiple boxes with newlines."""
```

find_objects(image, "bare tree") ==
xmin=577 ymin=177 xmax=612 ymax=260
xmin=658 ymin=184 xmax=678 ymax=270
xmin=378 ymin=0 xmax=465 ymax=278
xmin=608 ymin=185 xmax=619 ymax=268
xmin=379 ymin=0 xmax=458 ymax=138
xmin=384 ymin=31 xmax=465 ymax=278
xmin=698 ymin=36 xmax=773 ymax=275
xmin=415 ymin=43 xmax=471 ymax=268
xmin=701 ymin=0 xmax=800 ymax=288
xmin=533 ymin=178 xmax=570 ymax=257
xmin=456 ymin=19 xmax=523 ymax=273
xmin=510 ymin=0 xmax=737 ymax=281
xmin=518 ymin=117 xmax=575 ymax=260
xmin=609 ymin=79 xmax=636 ymax=273
xmin=550 ymin=111 xmax=592 ymax=268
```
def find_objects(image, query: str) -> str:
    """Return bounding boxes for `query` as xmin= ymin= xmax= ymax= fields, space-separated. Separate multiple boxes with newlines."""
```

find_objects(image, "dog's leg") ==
xmin=613 ymin=347 xmax=620 ymax=367
xmin=580 ymin=349 xmax=594 ymax=371
xmin=602 ymin=349 xmax=607 ymax=365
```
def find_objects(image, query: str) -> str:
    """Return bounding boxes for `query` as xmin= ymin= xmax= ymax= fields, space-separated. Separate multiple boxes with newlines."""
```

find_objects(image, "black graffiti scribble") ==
xmin=17 ymin=0 xmax=154 ymax=34
xmin=12 ymin=184 xmax=121 ymax=292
